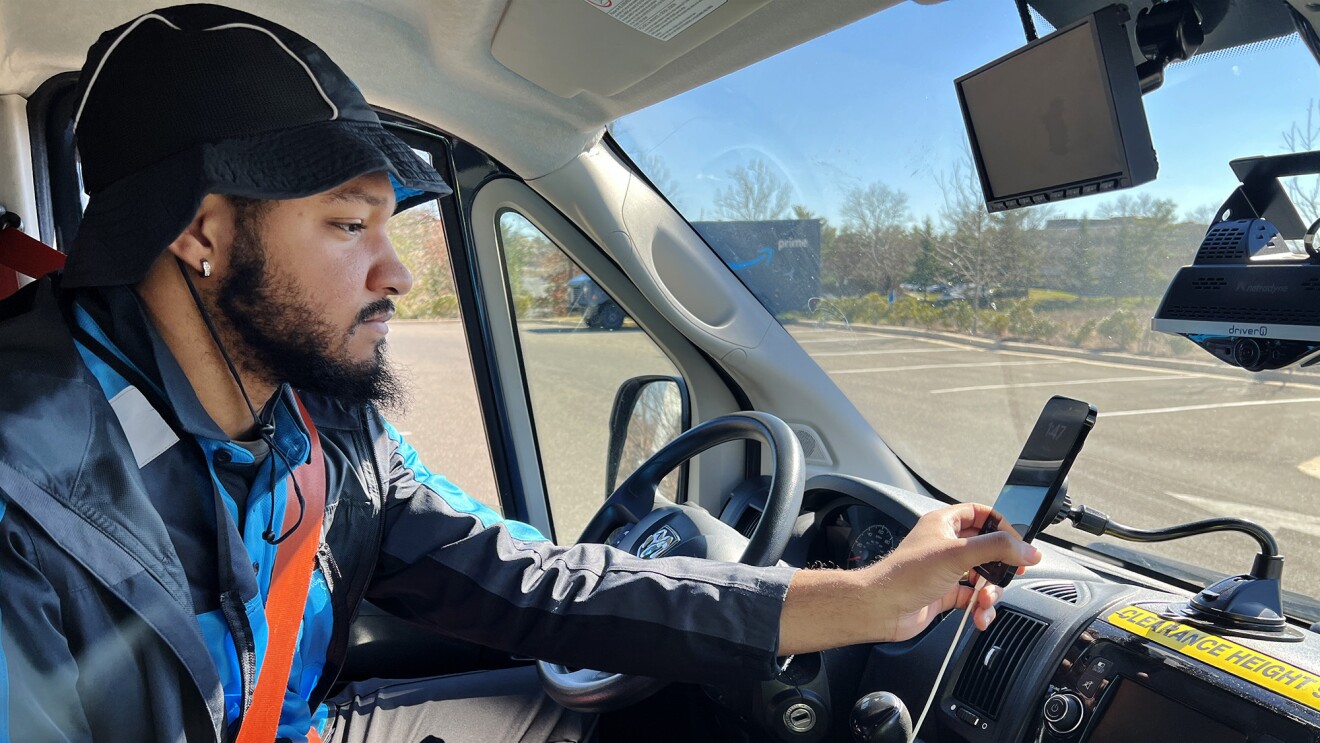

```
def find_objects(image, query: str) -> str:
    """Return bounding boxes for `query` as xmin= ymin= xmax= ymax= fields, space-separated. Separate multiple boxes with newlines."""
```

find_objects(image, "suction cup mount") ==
xmin=1059 ymin=497 xmax=1301 ymax=641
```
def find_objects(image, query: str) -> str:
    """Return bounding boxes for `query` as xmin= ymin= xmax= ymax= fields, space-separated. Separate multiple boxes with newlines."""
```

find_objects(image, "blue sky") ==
xmin=613 ymin=0 xmax=1320 ymax=227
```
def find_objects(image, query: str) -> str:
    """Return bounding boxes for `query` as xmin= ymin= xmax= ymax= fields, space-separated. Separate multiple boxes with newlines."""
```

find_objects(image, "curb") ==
xmin=799 ymin=322 xmax=1320 ymax=385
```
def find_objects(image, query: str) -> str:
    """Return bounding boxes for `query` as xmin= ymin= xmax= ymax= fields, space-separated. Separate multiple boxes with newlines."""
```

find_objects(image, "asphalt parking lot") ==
xmin=386 ymin=320 xmax=1320 ymax=612
xmin=793 ymin=325 xmax=1320 ymax=605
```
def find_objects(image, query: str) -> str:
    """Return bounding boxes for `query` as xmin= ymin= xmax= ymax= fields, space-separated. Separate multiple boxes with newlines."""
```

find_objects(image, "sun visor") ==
xmin=491 ymin=0 xmax=772 ymax=98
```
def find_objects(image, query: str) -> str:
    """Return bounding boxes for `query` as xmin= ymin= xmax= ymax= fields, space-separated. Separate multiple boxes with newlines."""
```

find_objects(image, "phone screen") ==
xmin=993 ymin=483 xmax=1051 ymax=540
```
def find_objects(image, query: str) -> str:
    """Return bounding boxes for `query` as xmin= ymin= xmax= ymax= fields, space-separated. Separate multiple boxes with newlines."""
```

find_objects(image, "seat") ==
xmin=0 ymin=208 xmax=65 ymax=300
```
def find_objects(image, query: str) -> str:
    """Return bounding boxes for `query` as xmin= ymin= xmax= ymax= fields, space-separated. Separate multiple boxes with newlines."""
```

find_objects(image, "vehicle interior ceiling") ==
xmin=7 ymin=0 xmax=1320 ymax=739
xmin=4 ymin=1 xmax=1314 ymax=500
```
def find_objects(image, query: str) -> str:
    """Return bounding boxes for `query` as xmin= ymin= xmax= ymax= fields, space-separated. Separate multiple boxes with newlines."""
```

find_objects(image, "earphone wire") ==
xmin=177 ymin=258 xmax=306 ymax=544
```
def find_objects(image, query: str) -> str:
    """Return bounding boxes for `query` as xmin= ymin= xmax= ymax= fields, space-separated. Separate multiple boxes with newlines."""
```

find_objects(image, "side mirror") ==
xmin=604 ymin=375 xmax=690 ymax=497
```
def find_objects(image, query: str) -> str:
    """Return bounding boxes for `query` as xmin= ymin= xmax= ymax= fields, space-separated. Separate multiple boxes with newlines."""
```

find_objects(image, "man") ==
xmin=0 ymin=5 xmax=1040 ymax=742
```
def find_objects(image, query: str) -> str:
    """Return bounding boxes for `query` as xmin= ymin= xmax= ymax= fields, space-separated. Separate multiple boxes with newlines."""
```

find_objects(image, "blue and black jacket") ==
xmin=0 ymin=279 xmax=797 ymax=742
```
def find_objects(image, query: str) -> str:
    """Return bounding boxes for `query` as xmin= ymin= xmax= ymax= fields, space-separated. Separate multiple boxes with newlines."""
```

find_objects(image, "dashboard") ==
xmin=722 ymin=474 xmax=1320 ymax=742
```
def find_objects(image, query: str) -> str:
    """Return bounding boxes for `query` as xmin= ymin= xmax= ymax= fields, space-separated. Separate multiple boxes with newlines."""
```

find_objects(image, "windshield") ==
xmin=612 ymin=1 xmax=1320 ymax=614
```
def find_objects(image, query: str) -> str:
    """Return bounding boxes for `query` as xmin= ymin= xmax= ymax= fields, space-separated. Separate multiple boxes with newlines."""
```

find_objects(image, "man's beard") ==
xmin=211 ymin=216 xmax=409 ymax=414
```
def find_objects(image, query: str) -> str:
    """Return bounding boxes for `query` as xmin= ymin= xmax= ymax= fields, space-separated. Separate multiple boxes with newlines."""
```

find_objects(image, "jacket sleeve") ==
xmin=0 ymin=496 xmax=92 ymax=742
xmin=365 ymin=422 xmax=799 ymax=683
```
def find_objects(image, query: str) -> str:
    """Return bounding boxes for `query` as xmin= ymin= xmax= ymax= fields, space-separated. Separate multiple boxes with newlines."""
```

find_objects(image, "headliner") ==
xmin=1 ymin=0 xmax=1314 ymax=179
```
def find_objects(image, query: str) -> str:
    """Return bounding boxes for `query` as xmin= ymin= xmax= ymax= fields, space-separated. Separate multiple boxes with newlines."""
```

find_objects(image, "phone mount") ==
xmin=1057 ymin=495 xmax=1301 ymax=641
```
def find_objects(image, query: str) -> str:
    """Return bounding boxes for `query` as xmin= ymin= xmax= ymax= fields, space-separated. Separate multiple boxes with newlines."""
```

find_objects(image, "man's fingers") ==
xmin=945 ymin=502 xmax=1000 ymax=533
xmin=962 ymin=530 xmax=1042 ymax=569
xmin=945 ymin=582 xmax=1003 ymax=614
xmin=973 ymin=583 xmax=1002 ymax=629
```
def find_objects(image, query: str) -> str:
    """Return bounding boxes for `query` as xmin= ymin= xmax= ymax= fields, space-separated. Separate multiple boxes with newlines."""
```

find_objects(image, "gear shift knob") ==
xmin=850 ymin=691 xmax=913 ymax=743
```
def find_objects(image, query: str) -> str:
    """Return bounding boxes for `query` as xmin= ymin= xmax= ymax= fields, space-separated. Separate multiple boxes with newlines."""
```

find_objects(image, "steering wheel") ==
xmin=537 ymin=411 xmax=805 ymax=713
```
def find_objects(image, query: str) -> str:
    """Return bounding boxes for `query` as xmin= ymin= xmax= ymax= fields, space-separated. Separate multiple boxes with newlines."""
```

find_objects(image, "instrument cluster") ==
xmin=809 ymin=500 xmax=910 ymax=571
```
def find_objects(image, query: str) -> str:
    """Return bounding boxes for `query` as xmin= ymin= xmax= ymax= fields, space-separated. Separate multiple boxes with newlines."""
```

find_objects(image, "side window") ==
xmin=498 ymin=211 xmax=681 ymax=542
xmin=385 ymin=201 xmax=502 ymax=514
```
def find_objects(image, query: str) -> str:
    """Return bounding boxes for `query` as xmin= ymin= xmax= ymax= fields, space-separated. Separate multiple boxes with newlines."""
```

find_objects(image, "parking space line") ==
xmin=791 ymin=336 xmax=857 ymax=343
xmin=830 ymin=360 xmax=1067 ymax=375
xmin=1298 ymin=455 xmax=1320 ymax=481
xmin=929 ymin=374 xmax=1193 ymax=395
xmin=863 ymin=332 xmax=982 ymax=350
xmin=1167 ymin=492 xmax=1320 ymax=537
xmin=996 ymin=348 xmax=1320 ymax=393
xmin=803 ymin=329 xmax=979 ymax=351
xmin=812 ymin=348 xmax=966 ymax=358
xmin=794 ymin=336 xmax=876 ymax=344
xmin=1104 ymin=398 xmax=1320 ymax=417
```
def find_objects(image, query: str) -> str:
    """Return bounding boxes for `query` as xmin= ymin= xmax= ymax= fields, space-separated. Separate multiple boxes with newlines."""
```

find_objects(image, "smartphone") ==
xmin=974 ymin=396 xmax=1097 ymax=587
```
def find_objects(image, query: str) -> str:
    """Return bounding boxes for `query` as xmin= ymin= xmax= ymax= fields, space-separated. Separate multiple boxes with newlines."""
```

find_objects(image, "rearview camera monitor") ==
xmin=955 ymin=5 xmax=1157 ymax=212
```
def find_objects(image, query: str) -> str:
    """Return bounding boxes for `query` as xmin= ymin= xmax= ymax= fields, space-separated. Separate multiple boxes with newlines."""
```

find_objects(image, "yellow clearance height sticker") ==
xmin=1106 ymin=605 xmax=1320 ymax=712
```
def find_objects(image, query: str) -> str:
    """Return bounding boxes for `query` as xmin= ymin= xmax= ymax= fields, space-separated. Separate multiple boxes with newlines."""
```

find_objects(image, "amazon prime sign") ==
xmin=692 ymin=219 xmax=821 ymax=316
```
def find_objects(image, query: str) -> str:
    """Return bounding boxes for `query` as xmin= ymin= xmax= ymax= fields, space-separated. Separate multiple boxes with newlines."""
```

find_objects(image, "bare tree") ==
xmin=1097 ymin=193 xmax=1180 ymax=298
xmin=1183 ymin=201 xmax=1220 ymax=227
xmin=936 ymin=157 xmax=1003 ymax=334
xmin=990 ymin=202 xmax=1052 ymax=292
xmin=1282 ymin=99 xmax=1320 ymax=222
xmin=836 ymin=181 xmax=913 ymax=293
xmin=637 ymin=151 xmax=680 ymax=202
xmin=713 ymin=159 xmax=793 ymax=221
xmin=604 ymin=122 xmax=683 ymax=205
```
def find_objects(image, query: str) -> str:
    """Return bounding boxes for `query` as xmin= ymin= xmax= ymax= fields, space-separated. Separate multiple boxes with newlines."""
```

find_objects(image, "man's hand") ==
xmin=777 ymin=503 xmax=1042 ymax=655
xmin=861 ymin=502 xmax=1041 ymax=642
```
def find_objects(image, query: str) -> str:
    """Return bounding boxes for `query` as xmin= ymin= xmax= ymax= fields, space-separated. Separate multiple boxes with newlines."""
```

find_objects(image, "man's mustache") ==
xmin=356 ymin=299 xmax=396 ymax=325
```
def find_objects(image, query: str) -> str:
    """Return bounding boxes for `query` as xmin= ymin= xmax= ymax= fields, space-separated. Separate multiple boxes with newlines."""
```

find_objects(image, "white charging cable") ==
xmin=909 ymin=575 xmax=989 ymax=743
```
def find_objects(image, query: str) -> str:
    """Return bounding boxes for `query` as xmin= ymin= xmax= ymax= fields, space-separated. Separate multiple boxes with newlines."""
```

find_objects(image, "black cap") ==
xmin=64 ymin=4 xmax=453 ymax=288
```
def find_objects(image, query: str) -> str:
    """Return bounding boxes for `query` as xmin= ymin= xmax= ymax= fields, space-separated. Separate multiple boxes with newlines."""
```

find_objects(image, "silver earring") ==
xmin=200 ymin=259 xmax=212 ymax=278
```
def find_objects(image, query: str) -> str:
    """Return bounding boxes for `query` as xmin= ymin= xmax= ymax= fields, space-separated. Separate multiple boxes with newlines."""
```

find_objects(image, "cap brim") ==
xmin=64 ymin=120 xmax=452 ymax=288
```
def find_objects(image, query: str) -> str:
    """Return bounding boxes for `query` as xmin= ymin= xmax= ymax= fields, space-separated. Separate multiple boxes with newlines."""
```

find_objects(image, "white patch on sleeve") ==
xmin=108 ymin=386 xmax=179 ymax=468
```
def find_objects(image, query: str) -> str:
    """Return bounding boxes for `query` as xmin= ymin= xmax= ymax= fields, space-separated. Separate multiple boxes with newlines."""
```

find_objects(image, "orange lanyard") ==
xmin=234 ymin=394 xmax=327 ymax=743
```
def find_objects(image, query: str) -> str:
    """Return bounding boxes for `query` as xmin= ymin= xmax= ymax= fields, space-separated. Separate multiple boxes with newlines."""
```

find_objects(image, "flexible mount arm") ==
xmin=1060 ymin=500 xmax=1282 ymax=581
xmin=1064 ymin=502 xmax=1278 ymax=556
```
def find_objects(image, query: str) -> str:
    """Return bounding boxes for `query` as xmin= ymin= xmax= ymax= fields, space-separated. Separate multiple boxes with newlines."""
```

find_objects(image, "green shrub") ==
xmin=942 ymin=301 xmax=977 ymax=333
xmin=983 ymin=308 xmax=1011 ymax=336
xmin=1069 ymin=319 xmax=1097 ymax=347
xmin=1096 ymin=309 xmax=1143 ymax=351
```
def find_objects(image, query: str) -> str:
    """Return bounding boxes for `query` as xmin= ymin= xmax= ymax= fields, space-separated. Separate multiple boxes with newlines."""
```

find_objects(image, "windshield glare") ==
xmin=612 ymin=1 xmax=1320 ymax=613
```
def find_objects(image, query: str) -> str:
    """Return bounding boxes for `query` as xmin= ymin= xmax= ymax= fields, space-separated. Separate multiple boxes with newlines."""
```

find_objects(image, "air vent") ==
xmin=1189 ymin=276 xmax=1227 ymax=290
xmin=952 ymin=610 xmax=1048 ymax=720
xmin=734 ymin=506 xmax=760 ymax=539
xmin=1195 ymin=224 xmax=1247 ymax=263
xmin=1164 ymin=305 xmax=1320 ymax=324
xmin=1031 ymin=582 xmax=1079 ymax=604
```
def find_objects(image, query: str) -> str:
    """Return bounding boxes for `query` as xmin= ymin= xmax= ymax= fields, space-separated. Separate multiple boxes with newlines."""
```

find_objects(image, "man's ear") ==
xmin=165 ymin=194 xmax=237 ymax=276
